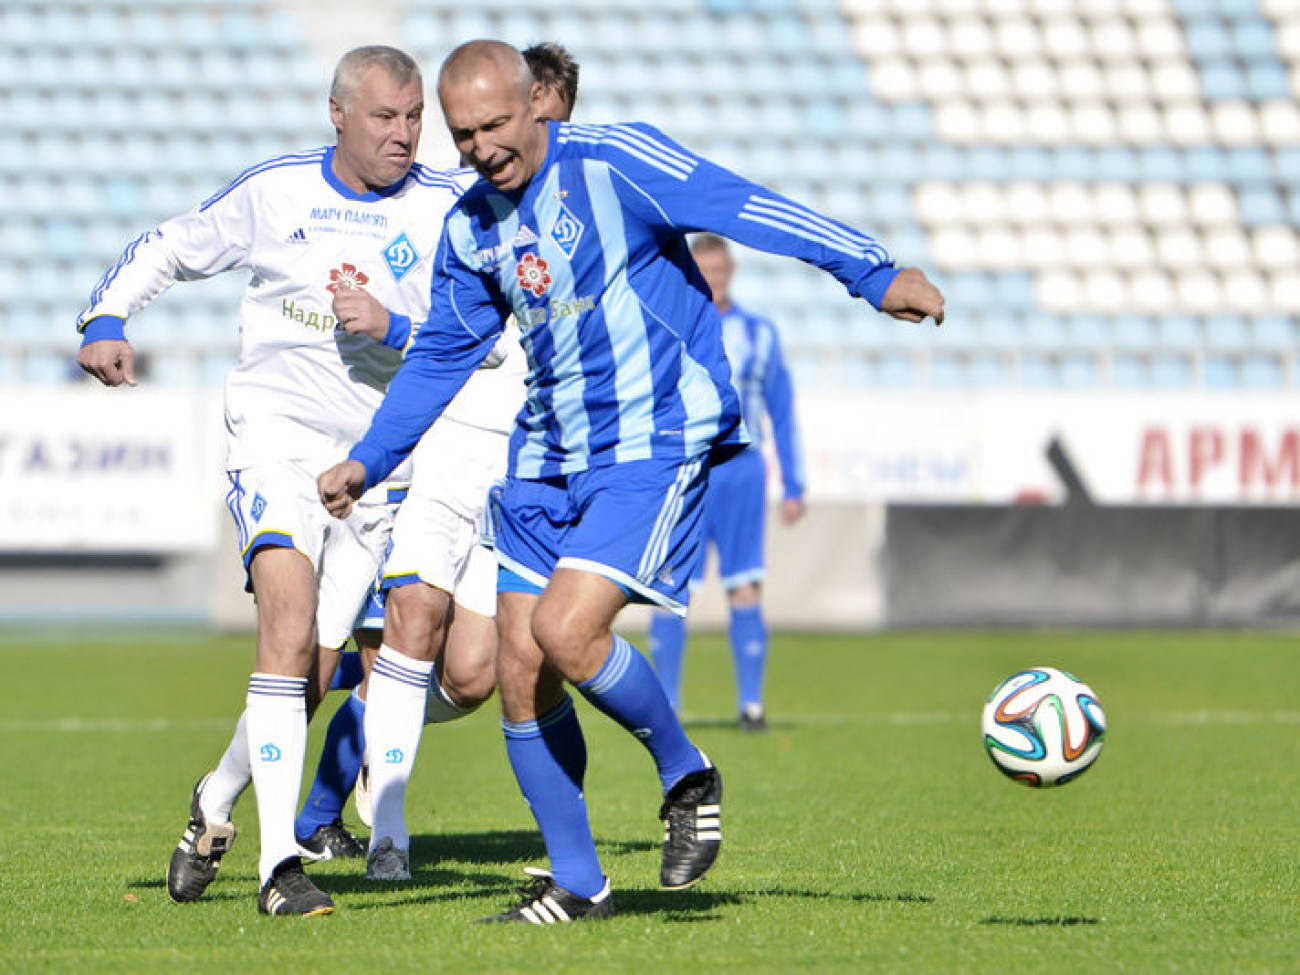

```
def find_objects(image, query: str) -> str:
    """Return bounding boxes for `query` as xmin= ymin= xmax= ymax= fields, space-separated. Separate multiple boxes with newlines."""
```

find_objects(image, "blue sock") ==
xmin=577 ymin=634 xmax=705 ymax=793
xmin=648 ymin=611 xmax=687 ymax=713
xmin=503 ymin=697 xmax=605 ymax=899
xmin=328 ymin=650 xmax=364 ymax=692
xmin=730 ymin=606 xmax=768 ymax=713
xmin=294 ymin=689 xmax=366 ymax=841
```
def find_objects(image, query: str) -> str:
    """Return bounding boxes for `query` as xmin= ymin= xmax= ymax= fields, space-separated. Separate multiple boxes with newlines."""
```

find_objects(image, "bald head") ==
xmin=438 ymin=40 xmax=532 ymax=100
xmin=438 ymin=40 xmax=549 ymax=192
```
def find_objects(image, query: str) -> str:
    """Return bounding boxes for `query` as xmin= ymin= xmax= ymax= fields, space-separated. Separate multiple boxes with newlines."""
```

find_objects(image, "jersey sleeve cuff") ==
xmin=79 ymin=315 xmax=127 ymax=345
xmin=346 ymin=442 xmax=390 ymax=492
xmin=854 ymin=266 xmax=900 ymax=311
xmin=383 ymin=312 xmax=413 ymax=350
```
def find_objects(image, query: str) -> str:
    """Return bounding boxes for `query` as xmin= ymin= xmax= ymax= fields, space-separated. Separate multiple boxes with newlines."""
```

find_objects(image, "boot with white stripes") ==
xmin=479 ymin=868 xmax=614 ymax=924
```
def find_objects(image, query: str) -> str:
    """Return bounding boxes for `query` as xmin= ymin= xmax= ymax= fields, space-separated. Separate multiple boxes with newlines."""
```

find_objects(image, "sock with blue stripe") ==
xmin=295 ymin=688 xmax=365 ymax=842
xmin=245 ymin=673 xmax=308 ymax=885
xmin=648 ymin=610 xmax=688 ymax=714
xmin=503 ymin=696 xmax=605 ymax=899
xmin=577 ymin=634 xmax=705 ymax=793
xmin=328 ymin=650 xmax=365 ymax=692
xmin=365 ymin=645 xmax=433 ymax=853
xmin=729 ymin=605 xmax=768 ymax=714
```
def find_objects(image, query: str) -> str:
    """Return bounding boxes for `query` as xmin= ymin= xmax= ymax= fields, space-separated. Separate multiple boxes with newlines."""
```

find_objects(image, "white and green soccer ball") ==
xmin=981 ymin=667 xmax=1106 ymax=788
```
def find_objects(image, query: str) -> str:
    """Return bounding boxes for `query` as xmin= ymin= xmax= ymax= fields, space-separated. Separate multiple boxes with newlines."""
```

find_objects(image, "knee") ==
xmin=728 ymin=583 xmax=762 ymax=609
xmin=387 ymin=583 xmax=451 ymax=654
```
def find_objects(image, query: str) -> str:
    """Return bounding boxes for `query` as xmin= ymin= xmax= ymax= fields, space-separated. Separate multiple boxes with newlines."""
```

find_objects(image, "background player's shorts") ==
xmin=225 ymin=460 xmax=397 ymax=647
xmin=484 ymin=453 xmax=710 ymax=616
xmin=697 ymin=447 xmax=767 ymax=590
xmin=380 ymin=417 xmax=507 ymax=617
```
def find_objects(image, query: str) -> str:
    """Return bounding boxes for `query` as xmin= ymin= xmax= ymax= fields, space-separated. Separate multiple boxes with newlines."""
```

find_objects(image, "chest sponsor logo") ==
xmin=326 ymin=263 xmax=369 ymax=293
xmin=383 ymin=231 xmax=420 ymax=281
xmin=549 ymin=202 xmax=584 ymax=259
xmin=515 ymin=253 xmax=552 ymax=298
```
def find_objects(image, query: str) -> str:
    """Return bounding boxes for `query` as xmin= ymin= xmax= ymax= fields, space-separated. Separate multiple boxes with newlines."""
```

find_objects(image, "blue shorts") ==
xmin=696 ymin=447 xmax=767 ymax=589
xmin=484 ymin=454 xmax=710 ymax=615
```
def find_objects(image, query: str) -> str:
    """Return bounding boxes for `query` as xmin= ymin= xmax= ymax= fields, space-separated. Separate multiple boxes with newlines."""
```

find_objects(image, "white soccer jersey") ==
xmin=78 ymin=147 xmax=516 ymax=470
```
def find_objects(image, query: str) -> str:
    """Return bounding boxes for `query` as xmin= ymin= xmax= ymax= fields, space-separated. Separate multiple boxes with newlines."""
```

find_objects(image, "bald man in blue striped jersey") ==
xmin=319 ymin=39 xmax=944 ymax=924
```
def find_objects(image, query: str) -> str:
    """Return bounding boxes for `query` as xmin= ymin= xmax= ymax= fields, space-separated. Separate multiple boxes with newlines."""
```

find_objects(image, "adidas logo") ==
xmin=512 ymin=225 xmax=539 ymax=247
xmin=286 ymin=228 xmax=308 ymax=245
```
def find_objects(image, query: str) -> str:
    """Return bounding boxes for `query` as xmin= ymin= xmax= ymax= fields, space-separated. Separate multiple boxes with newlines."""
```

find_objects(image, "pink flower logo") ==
xmin=327 ymin=263 xmax=369 ymax=293
xmin=515 ymin=253 xmax=552 ymax=297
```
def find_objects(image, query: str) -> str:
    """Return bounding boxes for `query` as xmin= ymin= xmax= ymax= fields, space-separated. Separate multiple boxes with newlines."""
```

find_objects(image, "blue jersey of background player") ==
xmin=649 ymin=233 xmax=805 ymax=732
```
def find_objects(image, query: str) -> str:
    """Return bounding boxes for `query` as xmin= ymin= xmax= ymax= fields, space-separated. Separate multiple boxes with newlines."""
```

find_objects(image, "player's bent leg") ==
xmin=246 ymin=547 xmax=333 ymax=913
xmin=428 ymin=604 xmax=497 ymax=723
xmin=532 ymin=570 xmax=721 ymax=890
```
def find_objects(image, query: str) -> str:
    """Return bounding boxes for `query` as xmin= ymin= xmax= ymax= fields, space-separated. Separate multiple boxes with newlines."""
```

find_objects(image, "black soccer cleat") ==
xmin=478 ymin=868 xmax=614 ymax=924
xmin=659 ymin=763 xmax=723 ymax=890
xmin=257 ymin=856 xmax=335 ymax=917
xmin=297 ymin=820 xmax=366 ymax=861
xmin=167 ymin=772 xmax=237 ymax=904
xmin=738 ymin=706 xmax=768 ymax=733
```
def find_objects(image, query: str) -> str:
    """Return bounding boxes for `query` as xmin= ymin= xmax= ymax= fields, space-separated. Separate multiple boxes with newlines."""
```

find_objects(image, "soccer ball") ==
xmin=981 ymin=667 xmax=1106 ymax=787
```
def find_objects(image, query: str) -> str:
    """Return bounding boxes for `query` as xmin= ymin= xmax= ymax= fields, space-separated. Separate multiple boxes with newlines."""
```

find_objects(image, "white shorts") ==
xmin=381 ymin=417 xmax=507 ymax=619
xmin=225 ymin=459 xmax=398 ymax=649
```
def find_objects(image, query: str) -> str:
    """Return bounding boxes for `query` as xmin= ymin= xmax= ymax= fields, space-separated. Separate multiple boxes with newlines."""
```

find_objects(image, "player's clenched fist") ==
xmin=879 ymin=268 xmax=945 ymax=326
xmin=332 ymin=286 xmax=390 ymax=342
xmin=77 ymin=339 xmax=138 ymax=387
xmin=318 ymin=459 xmax=367 ymax=519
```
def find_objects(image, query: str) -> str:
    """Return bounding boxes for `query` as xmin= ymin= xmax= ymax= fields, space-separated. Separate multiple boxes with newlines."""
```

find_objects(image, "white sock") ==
xmin=423 ymin=676 xmax=477 ymax=725
xmin=244 ymin=673 xmax=308 ymax=885
xmin=366 ymin=644 xmax=433 ymax=854
xmin=200 ymin=711 xmax=251 ymax=824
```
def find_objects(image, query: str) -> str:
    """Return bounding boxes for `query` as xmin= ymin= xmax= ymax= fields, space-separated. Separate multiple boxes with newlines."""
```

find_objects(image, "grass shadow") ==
xmin=980 ymin=915 xmax=1100 ymax=927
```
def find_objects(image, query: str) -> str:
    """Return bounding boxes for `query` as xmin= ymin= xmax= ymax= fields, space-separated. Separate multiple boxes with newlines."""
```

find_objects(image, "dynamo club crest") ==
xmin=382 ymin=231 xmax=420 ymax=281
xmin=549 ymin=202 xmax=584 ymax=259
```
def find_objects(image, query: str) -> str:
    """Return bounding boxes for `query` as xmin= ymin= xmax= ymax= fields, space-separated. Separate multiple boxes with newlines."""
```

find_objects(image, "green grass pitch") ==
xmin=2 ymin=628 xmax=1296 ymax=972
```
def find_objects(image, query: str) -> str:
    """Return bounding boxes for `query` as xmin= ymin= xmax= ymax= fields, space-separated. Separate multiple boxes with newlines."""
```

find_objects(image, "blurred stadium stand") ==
xmin=1 ymin=0 xmax=1297 ymax=390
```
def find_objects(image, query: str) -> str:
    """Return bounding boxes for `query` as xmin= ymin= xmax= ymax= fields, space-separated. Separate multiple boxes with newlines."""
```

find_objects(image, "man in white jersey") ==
xmin=76 ymin=46 xmax=487 ymax=916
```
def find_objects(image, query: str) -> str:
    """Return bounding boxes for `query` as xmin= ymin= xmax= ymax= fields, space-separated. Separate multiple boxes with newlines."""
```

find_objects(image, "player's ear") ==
xmin=528 ymin=80 xmax=546 ymax=114
xmin=328 ymin=95 xmax=345 ymax=132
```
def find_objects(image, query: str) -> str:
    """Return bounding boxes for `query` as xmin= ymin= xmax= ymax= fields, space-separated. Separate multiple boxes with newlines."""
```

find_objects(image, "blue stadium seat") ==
xmin=1151 ymin=355 xmax=1194 ymax=388
xmin=1154 ymin=314 xmax=1201 ymax=348
xmin=1019 ymin=356 xmax=1059 ymax=387
xmin=1230 ymin=19 xmax=1277 ymax=60
xmin=1060 ymin=356 xmax=1098 ymax=388
xmin=1110 ymin=314 xmax=1157 ymax=351
xmin=1202 ymin=355 xmax=1238 ymax=388
xmin=1182 ymin=17 xmax=1234 ymax=61
xmin=1204 ymin=314 xmax=1250 ymax=350
xmin=1245 ymin=62 xmax=1290 ymax=101
xmin=1199 ymin=60 xmax=1248 ymax=101
xmin=1238 ymin=185 xmax=1286 ymax=225
xmin=1251 ymin=315 xmax=1296 ymax=349
xmin=1139 ymin=147 xmax=1187 ymax=183
xmin=1240 ymin=355 xmax=1284 ymax=388
xmin=1111 ymin=354 xmax=1150 ymax=388
xmin=1227 ymin=146 xmax=1272 ymax=186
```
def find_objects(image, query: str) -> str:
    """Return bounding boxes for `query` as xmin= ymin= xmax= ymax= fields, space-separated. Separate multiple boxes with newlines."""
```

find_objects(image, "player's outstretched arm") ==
xmin=77 ymin=338 xmax=137 ymax=387
xmin=879 ymin=268 xmax=945 ymax=326
xmin=318 ymin=460 xmax=367 ymax=519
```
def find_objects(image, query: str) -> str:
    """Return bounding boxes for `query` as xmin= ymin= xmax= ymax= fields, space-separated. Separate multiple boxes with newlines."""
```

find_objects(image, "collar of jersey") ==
xmin=319 ymin=146 xmax=409 ymax=202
